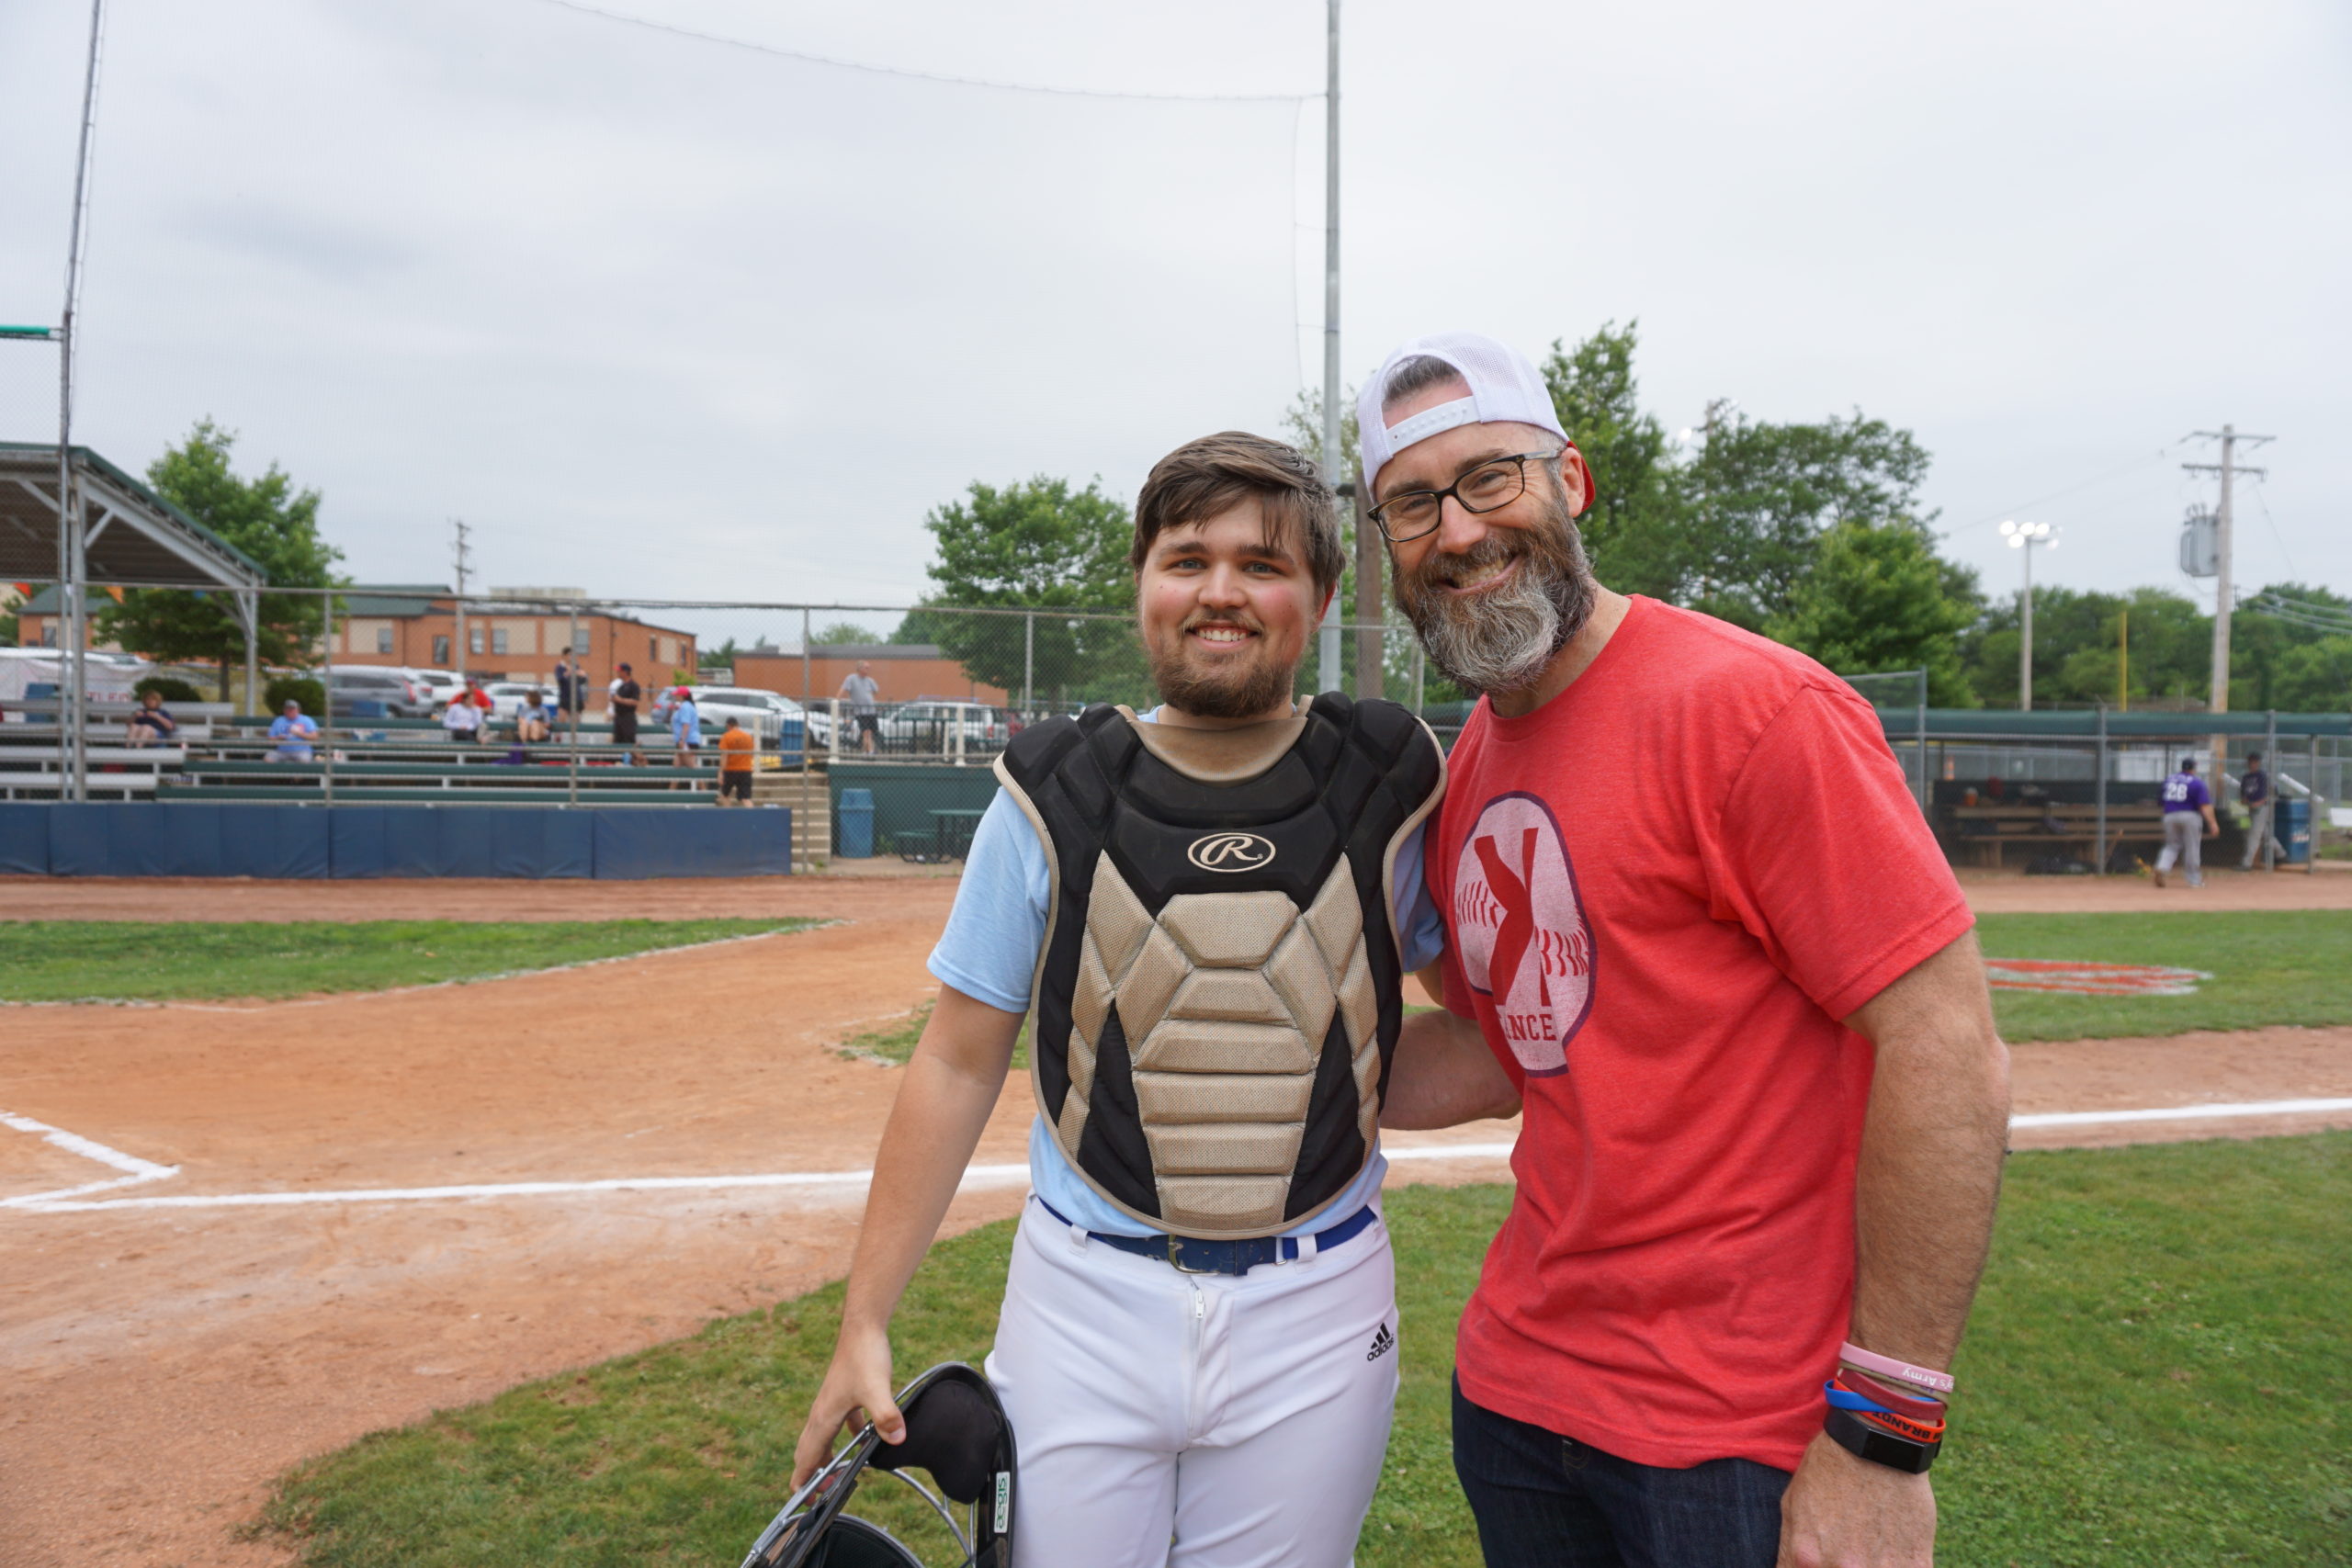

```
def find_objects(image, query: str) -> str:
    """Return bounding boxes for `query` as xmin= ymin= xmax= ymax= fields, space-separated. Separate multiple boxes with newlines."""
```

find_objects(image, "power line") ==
xmin=521 ymin=0 xmax=1316 ymax=102
xmin=2245 ymin=474 xmax=2300 ymax=581
xmin=1942 ymin=436 xmax=2192 ymax=536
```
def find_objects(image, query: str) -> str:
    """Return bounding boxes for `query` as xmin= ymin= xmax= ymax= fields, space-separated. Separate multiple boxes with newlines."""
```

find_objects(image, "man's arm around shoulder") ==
xmin=1381 ymin=964 xmax=1521 ymax=1130
xmin=1778 ymin=929 xmax=2009 ymax=1568
xmin=790 ymin=985 xmax=1023 ymax=1486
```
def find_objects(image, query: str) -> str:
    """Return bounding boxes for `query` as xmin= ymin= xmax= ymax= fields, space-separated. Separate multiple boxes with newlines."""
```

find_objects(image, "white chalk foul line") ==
xmin=7 ymin=1100 xmax=2350 ymax=1216
xmin=0 ymin=1108 xmax=180 ymax=1208
xmin=2009 ymin=1097 xmax=2352 ymax=1129
xmin=14 ymin=1161 xmax=1031 ymax=1213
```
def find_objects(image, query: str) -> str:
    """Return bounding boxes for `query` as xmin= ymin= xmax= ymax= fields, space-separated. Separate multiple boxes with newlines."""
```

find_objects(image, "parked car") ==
xmin=480 ymin=682 xmax=556 ymax=721
xmin=324 ymin=667 xmax=430 ymax=717
xmin=893 ymin=700 xmax=1006 ymax=747
xmin=650 ymin=684 xmax=804 ymax=742
xmin=406 ymin=668 xmax=465 ymax=707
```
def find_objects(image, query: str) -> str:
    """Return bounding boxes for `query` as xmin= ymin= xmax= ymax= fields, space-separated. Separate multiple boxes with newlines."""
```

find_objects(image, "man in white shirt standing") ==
xmin=838 ymin=660 xmax=882 ymax=755
xmin=791 ymin=431 xmax=1448 ymax=1568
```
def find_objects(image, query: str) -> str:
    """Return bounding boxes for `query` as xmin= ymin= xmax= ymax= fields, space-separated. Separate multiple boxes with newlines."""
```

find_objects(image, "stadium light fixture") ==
xmin=1998 ymin=521 xmax=2059 ymax=709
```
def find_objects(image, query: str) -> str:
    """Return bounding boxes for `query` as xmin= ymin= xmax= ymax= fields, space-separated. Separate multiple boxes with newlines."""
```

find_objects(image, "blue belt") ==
xmin=1035 ymin=1199 xmax=1379 ymax=1276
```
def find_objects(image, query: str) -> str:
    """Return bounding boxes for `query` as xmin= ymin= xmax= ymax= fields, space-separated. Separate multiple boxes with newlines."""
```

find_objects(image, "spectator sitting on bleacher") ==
xmin=126 ymin=691 xmax=177 ymax=749
xmin=670 ymin=688 xmax=701 ymax=764
xmin=443 ymin=690 xmax=483 ymax=744
xmin=517 ymin=687 xmax=554 ymax=744
xmin=268 ymin=700 xmax=318 ymax=761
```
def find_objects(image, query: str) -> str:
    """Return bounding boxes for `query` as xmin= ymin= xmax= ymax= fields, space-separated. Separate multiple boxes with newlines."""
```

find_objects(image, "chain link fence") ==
xmin=14 ymin=582 xmax=2340 ymax=874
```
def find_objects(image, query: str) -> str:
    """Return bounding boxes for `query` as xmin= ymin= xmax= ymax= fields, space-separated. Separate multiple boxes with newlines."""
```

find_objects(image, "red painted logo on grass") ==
xmin=1983 ymin=960 xmax=2211 ymax=997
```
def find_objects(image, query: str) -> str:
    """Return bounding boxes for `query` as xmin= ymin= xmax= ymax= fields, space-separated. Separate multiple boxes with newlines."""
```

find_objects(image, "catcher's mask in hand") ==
xmin=742 ymin=1363 xmax=1016 ymax=1568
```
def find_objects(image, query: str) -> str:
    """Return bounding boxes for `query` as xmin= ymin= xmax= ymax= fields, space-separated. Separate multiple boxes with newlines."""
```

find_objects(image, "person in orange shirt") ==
xmin=716 ymin=715 xmax=756 ymax=807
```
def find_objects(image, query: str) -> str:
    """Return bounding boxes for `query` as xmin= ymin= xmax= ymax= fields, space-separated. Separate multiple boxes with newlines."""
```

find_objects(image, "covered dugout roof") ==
xmin=0 ymin=441 xmax=266 ymax=592
xmin=1912 ymin=707 xmax=2352 ymax=739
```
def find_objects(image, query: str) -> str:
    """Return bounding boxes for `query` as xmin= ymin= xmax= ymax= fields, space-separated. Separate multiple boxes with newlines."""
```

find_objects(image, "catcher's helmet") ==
xmin=741 ymin=1363 xmax=1016 ymax=1568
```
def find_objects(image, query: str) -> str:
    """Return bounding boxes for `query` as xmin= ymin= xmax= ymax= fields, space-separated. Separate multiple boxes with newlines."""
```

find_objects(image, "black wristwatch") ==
xmin=1824 ymin=1406 xmax=1940 ymax=1474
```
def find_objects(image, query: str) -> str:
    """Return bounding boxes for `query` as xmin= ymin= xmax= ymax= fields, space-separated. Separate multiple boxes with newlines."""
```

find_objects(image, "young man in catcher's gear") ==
xmin=792 ymin=431 xmax=1447 ymax=1568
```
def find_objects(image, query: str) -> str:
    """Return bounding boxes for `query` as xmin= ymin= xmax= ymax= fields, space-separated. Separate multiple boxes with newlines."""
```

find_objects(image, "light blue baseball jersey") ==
xmin=928 ymin=707 xmax=1444 ymax=1239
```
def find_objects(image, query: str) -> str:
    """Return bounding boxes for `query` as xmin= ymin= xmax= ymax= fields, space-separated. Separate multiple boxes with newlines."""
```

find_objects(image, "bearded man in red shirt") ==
xmin=1372 ymin=333 xmax=2009 ymax=1568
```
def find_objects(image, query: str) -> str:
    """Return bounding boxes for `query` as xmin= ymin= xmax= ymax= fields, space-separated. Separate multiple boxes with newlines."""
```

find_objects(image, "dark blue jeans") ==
xmin=1452 ymin=1377 xmax=1790 ymax=1568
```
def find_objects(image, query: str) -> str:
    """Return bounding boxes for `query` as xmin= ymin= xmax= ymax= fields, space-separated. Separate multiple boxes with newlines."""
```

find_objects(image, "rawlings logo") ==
xmin=1187 ymin=831 xmax=1277 ymax=872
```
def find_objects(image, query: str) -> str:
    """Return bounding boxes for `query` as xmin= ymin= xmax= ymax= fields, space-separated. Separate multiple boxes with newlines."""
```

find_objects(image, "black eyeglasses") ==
xmin=1367 ymin=451 xmax=1558 ymax=543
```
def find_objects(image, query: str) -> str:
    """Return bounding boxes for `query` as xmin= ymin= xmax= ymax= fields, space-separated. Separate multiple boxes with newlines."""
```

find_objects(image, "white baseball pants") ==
xmin=985 ymin=1197 xmax=1399 ymax=1568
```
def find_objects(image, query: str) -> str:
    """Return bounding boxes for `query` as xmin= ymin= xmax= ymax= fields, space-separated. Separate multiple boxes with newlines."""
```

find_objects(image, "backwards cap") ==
xmin=1355 ymin=331 xmax=1573 ymax=501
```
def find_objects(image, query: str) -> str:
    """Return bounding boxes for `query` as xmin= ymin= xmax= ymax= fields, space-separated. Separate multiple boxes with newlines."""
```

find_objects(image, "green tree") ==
xmin=811 ymin=621 xmax=885 ymax=648
xmin=1766 ymin=521 xmax=1980 ymax=703
xmin=1962 ymin=588 xmax=2212 ymax=709
xmin=2236 ymin=583 xmax=2352 ymax=711
xmin=1679 ymin=411 xmax=1935 ymax=629
xmin=911 ymin=477 xmax=1147 ymax=707
xmin=1541 ymin=321 xmax=1684 ymax=601
xmin=697 ymin=636 xmax=741 ymax=670
xmin=96 ymin=421 xmax=340 ymax=696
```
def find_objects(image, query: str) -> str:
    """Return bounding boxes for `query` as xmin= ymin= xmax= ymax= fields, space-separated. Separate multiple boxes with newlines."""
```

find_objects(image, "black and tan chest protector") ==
xmin=996 ymin=693 xmax=1445 ymax=1240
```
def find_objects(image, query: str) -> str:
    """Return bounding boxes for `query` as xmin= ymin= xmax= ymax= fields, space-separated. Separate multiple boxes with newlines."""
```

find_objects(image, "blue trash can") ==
xmin=2278 ymin=798 xmax=2312 ymax=865
xmin=837 ymin=786 xmax=875 ymax=859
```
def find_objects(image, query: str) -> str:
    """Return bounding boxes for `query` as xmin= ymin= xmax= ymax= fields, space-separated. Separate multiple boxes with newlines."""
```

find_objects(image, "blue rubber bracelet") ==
xmin=1824 ymin=1382 xmax=1896 ymax=1416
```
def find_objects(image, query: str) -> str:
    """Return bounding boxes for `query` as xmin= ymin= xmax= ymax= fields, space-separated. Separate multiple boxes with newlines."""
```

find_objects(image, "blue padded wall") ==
xmin=592 ymin=807 xmax=791 ymax=878
xmin=0 ymin=803 xmax=51 ymax=874
xmin=6 ymin=802 xmax=787 ymax=879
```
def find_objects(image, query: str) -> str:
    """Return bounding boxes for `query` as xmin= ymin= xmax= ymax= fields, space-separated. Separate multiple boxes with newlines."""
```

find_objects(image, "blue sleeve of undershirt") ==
xmin=926 ymin=789 xmax=1051 ymax=1014
xmin=1393 ymin=821 xmax=1445 ymax=974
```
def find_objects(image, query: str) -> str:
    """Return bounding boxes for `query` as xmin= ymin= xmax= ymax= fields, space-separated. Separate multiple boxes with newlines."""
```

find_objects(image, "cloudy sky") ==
xmin=3 ymin=0 xmax=2346 ymax=636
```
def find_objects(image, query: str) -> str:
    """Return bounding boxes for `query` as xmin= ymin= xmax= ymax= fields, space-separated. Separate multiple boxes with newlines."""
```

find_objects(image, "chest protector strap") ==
xmin=996 ymin=693 xmax=1445 ymax=1239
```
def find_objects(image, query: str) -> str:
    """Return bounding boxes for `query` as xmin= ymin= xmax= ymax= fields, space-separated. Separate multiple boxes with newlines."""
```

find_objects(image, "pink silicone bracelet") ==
xmin=1838 ymin=1341 xmax=1955 ymax=1395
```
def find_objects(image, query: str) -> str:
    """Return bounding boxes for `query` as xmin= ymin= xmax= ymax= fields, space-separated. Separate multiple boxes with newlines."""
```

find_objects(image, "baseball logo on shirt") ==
xmin=1451 ymin=791 xmax=1594 ymax=1076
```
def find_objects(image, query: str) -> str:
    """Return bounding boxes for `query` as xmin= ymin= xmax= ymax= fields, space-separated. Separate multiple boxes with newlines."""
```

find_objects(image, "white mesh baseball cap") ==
xmin=1356 ymin=331 xmax=1576 ymax=502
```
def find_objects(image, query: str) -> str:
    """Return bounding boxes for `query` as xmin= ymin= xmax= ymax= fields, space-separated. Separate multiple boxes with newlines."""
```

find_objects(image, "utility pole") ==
xmin=2182 ymin=425 xmax=2273 ymax=725
xmin=1315 ymin=0 xmax=1343 ymax=697
xmin=450 ymin=518 xmax=472 ymax=677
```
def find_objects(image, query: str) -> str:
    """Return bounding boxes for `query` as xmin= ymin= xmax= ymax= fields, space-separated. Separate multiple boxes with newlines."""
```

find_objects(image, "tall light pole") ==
xmin=1999 ymin=519 xmax=2056 ymax=711
xmin=1315 ymin=0 xmax=1342 ymax=696
xmin=55 ymin=0 xmax=107 ymax=803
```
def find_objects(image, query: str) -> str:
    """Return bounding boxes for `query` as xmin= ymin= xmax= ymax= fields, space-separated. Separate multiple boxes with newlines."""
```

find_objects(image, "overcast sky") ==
xmin=3 ymin=0 xmax=2346 ymax=637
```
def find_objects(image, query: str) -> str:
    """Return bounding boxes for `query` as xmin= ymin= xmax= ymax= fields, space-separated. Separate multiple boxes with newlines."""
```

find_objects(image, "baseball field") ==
xmin=4 ymin=865 xmax=2348 ymax=1567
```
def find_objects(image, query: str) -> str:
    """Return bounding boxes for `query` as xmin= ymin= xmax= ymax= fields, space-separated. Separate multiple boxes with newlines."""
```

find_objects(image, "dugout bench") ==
xmin=1945 ymin=802 xmax=2167 ymax=870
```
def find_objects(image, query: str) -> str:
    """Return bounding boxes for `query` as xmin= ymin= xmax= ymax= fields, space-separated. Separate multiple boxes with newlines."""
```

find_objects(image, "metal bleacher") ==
xmin=4 ymin=708 xmax=744 ymax=806
xmin=166 ymin=715 xmax=726 ymax=806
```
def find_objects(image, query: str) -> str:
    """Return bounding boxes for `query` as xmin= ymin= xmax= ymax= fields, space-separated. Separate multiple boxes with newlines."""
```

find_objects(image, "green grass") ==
xmin=259 ymin=1134 xmax=2352 ymax=1568
xmin=1976 ymin=910 xmax=2352 ymax=1042
xmin=0 ymin=919 xmax=820 ymax=1003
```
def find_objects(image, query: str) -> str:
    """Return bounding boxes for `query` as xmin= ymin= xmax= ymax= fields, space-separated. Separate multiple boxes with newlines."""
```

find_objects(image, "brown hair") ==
xmin=1130 ymin=431 xmax=1345 ymax=595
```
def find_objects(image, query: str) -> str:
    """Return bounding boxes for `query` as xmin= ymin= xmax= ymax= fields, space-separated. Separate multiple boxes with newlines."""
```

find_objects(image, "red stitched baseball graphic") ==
xmin=1452 ymin=793 xmax=1594 ymax=1075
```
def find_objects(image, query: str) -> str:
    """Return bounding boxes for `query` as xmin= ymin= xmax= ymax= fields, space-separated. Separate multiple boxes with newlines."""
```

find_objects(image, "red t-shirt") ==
xmin=1430 ymin=596 xmax=1972 ymax=1472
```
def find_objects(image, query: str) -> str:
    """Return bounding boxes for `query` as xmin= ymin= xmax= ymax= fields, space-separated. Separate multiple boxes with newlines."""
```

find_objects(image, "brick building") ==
xmin=731 ymin=643 xmax=1008 ymax=706
xmin=325 ymin=585 xmax=696 ymax=688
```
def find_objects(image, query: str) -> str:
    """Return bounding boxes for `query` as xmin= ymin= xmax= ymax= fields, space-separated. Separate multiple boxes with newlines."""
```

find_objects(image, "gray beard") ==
xmin=1393 ymin=493 xmax=1598 ymax=698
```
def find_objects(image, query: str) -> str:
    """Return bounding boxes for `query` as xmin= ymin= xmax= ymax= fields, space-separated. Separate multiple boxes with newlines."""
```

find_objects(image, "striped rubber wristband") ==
xmin=1838 ymin=1340 xmax=1955 ymax=1395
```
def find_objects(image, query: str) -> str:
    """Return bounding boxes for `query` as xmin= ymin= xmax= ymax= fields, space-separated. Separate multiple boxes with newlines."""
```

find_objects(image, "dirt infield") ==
xmin=3 ymin=869 xmax=2349 ymax=1566
xmin=1957 ymin=859 xmax=2352 ymax=913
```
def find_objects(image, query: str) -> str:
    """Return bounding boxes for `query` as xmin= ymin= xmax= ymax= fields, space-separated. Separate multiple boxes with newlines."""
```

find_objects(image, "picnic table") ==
xmin=899 ymin=807 xmax=986 ymax=863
